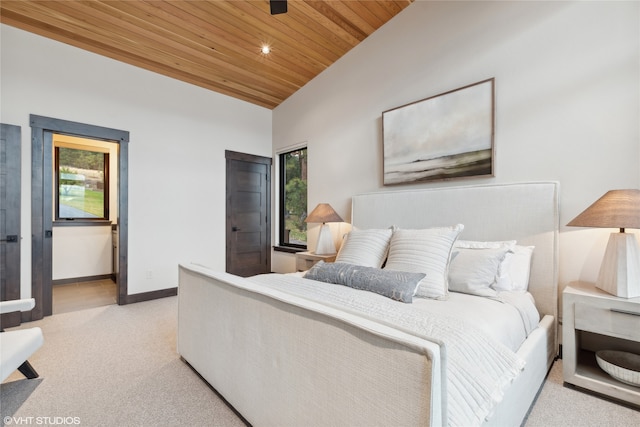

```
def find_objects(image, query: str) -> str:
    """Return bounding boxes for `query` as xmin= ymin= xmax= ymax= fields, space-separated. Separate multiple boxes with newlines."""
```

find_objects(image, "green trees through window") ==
xmin=56 ymin=146 xmax=109 ymax=220
xmin=280 ymin=148 xmax=307 ymax=247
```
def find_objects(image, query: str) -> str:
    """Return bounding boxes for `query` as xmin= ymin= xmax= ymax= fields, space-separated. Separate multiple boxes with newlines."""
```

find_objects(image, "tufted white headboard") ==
xmin=351 ymin=182 xmax=559 ymax=325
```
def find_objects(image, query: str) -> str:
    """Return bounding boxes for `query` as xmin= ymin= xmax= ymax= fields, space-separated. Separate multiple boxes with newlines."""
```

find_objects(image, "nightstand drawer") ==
xmin=295 ymin=252 xmax=336 ymax=272
xmin=296 ymin=257 xmax=317 ymax=272
xmin=575 ymin=302 xmax=640 ymax=342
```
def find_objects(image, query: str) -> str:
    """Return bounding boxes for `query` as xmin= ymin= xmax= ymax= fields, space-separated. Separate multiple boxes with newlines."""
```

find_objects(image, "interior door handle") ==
xmin=0 ymin=235 xmax=18 ymax=243
xmin=232 ymin=226 xmax=240 ymax=232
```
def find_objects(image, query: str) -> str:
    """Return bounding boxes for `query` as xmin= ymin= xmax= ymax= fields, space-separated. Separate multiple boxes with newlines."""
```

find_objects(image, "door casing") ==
xmin=30 ymin=115 xmax=129 ymax=320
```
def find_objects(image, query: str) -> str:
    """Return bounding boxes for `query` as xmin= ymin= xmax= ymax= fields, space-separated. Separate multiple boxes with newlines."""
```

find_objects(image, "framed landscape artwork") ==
xmin=382 ymin=78 xmax=495 ymax=185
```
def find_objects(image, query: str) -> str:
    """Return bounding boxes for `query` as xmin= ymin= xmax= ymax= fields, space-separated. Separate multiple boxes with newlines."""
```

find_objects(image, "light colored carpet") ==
xmin=1 ymin=296 xmax=245 ymax=427
xmin=524 ymin=357 xmax=640 ymax=426
xmin=1 ymin=296 xmax=638 ymax=426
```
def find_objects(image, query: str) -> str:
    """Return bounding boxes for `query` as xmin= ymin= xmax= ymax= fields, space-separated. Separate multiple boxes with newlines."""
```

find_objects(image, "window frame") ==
xmin=278 ymin=146 xmax=307 ymax=250
xmin=54 ymin=145 xmax=110 ymax=222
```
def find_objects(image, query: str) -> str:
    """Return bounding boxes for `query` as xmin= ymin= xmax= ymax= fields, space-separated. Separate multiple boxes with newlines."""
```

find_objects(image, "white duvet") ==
xmin=411 ymin=290 xmax=540 ymax=352
xmin=248 ymin=273 xmax=540 ymax=426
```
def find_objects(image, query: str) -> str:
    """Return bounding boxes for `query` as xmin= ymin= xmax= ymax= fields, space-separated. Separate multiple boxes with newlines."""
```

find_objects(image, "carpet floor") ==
xmin=1 ymin=296 xmax=638 ymax=426
xmin=1 ymin=296 xmax=245 ymax=427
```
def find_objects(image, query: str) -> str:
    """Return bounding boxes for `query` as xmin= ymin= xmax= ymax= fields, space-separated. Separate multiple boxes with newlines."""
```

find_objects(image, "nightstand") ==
xmin=295 ymin=251 xmax=336 ymax=272
xmin=563 ymin=281 xmax=640 ymax=406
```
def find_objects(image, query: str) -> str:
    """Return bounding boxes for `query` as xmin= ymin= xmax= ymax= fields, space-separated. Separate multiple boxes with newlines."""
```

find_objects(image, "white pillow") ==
xmin=455 ymin=240 xmax=516 ymax=250
xmin=384 ymin=224 xmax=464 ymax=300
xmin=495 ymin=245 xmax=535 ymax=291
xmin=335 ymin=228 xmax=393 ymax=268
xmin=448 ymin=245 xmax=512 ymax=297
xmin=454 ymin=240 xmax=534 ymax=292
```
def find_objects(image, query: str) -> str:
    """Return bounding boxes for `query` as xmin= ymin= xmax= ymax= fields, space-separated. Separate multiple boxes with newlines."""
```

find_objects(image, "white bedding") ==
xmin=249 ymin=272 xmax=540 ymax=426
xmin=286 ymin=271 xmax=540 ymax=352
xmin=412 ymin=291 xmax=540 ymax=352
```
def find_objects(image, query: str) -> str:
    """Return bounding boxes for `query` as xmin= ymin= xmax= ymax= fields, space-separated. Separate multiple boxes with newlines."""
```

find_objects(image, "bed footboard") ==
xmin=178 ymin=264 xmax=444 ymax=426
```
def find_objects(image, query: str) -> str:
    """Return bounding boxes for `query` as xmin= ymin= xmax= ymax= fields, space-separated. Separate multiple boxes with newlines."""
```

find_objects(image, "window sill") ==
xmin=273 ymin=246 xmax=306 ymax=254
xmin=53 ymin=220 xmax=112 ymax=227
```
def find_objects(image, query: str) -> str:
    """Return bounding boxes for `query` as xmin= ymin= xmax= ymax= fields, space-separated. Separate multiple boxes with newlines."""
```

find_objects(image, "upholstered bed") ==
xmin=178 ymin=181 xmax=559 ymax=426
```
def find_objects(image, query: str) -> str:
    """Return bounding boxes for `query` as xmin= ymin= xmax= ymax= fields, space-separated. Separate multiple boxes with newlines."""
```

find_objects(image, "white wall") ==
xmin=1 ymin=25 xmax=272 ymax=297
xmin=273 ymin=0 xmax=640 ymax=290
xmin=52 ymin=226 xmax=112 ymax=279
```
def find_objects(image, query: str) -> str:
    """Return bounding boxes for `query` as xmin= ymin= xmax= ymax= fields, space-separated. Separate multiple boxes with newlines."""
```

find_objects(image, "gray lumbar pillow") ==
xmin=304 ymin=261 xmax=425 ymax=303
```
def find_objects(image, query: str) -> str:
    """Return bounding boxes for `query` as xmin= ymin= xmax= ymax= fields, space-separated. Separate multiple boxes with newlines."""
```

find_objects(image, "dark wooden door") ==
xmin=226 ymin=151 xmax=271 ymax=277
xmin=1 ymin=124 xmax=22 ymax=328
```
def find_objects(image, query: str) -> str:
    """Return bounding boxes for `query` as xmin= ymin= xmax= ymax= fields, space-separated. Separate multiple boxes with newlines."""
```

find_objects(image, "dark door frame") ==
xmin=30 ymin=115 xmax=129 ymax=320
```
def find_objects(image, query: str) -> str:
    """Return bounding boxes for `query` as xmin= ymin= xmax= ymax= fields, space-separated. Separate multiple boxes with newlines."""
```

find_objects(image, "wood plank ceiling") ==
xmin=0 ymin=1 xmax=414 ymax=109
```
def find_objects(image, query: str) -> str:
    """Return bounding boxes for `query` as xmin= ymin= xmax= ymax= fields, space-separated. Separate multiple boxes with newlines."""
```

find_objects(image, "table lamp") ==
xmin=567 ymin=189 xmax=640 ymax=298
xmin=305 ymin=203 xmax=344 ymax=255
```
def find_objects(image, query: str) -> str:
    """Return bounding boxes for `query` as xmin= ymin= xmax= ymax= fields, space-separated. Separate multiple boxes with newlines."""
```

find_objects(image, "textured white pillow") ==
xmin=384 ymin=224 xmax=464 ymax=300
xmin=454 ymin=240 xmax=534 ymax=292
xmin=448 ymin=246 xmax=512 ymax=297
xmin=335 ymin=228 xmax=393 ymax=268
xmin=455 ymin=240 xmax=516 ymax=250
xmin=495 ymin=245 xmax=535 ymax=291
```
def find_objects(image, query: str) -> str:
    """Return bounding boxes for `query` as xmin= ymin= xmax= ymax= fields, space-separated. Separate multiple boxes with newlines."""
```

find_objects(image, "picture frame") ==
xmin=382 ymin=78 xmax=495 ymax=185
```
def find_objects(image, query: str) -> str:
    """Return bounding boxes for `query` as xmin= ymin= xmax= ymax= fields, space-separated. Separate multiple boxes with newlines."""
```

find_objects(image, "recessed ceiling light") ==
xmin=261 ymin=45 xmax=271 ymax=55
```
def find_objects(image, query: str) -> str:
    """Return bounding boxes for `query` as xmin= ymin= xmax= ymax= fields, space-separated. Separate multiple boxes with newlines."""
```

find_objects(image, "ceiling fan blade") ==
xmin=270 ymin=0 xmax=287 ymax=15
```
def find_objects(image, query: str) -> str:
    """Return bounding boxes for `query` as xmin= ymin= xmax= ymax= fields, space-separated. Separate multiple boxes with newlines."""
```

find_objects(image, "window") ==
xmin=55 ymin=146 xmax=109 ymax=220
xmin=279 ymin=147 xmax=307 ymax=248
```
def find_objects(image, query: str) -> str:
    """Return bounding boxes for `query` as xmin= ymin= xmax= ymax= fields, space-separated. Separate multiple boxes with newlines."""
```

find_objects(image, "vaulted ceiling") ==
xmin=0 ymin=1 xmax=414 ymax=109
